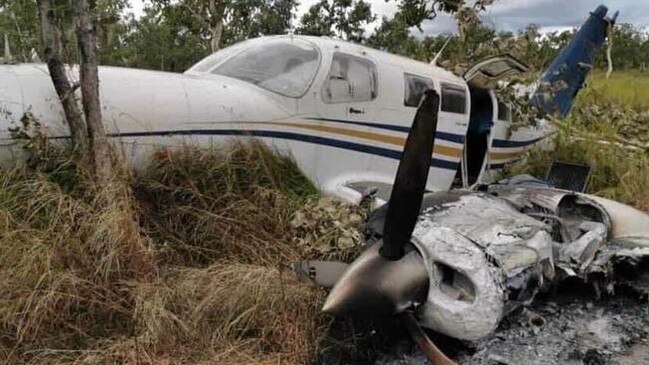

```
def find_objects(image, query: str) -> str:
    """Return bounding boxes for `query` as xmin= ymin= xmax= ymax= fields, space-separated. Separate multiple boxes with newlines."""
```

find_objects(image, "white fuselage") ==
xmin=0 ymin=35 xmax=546 ymax=203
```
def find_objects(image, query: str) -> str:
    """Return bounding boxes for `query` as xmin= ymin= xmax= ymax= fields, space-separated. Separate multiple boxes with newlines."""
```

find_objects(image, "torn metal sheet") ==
xmin=333 ymin=184 xmax=649 ymax=342
xmin=410 ymin=192 xmax=555 ymax=340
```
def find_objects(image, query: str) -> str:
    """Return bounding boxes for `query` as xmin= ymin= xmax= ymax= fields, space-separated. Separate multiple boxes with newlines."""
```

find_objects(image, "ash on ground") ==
xmin=377 ymin=280 xmax=649 ymax=365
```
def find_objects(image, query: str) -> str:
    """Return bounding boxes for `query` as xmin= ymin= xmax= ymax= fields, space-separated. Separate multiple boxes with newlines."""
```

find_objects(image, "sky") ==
xmin=127 ymin=0 xmax=649 ymax=35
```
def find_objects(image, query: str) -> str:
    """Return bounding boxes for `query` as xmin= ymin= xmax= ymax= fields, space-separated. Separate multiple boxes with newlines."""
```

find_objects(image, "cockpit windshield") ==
xmin=203 ymin=38 xmax=320 ymax=98
xmin=186 ymin=41 xmax=249 ymax=73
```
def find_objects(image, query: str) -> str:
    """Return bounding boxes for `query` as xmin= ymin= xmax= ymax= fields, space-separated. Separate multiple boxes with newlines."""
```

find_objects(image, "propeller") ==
xmin=322 ymin=90 xmax=440 ymax=315
xmin=381 ymin=89 xmax=440 ymax=260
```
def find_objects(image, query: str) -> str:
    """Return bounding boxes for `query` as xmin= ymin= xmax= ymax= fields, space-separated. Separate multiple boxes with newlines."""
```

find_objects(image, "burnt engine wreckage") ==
xmin=294 ymin=91 xmax=649 ymax=364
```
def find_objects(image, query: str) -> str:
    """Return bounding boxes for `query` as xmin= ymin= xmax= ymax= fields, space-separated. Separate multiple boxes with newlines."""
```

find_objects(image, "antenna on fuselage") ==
xmin=430 ymin=36 xmax=451 ymax=66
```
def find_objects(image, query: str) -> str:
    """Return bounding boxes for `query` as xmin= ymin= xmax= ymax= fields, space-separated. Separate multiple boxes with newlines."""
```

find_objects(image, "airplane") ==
xmin=0 ymin=4 xmax=614 ymax=205
xmin=2 ymin=4 xmax=647 ymax=360
xmin=312 ymin=88 xmax=649 ymax=363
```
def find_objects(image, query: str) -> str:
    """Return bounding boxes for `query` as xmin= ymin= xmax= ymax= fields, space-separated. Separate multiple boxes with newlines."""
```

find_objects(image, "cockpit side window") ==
xmin=210 ymin=38 xmax=320 ymax=98
xmin=404 ymin=73 xmax=435 ymax=107
xmin=441 ymin=83 xmax=467 ymax=114
xmin=322 ymin=52 xmax=378 ymax=104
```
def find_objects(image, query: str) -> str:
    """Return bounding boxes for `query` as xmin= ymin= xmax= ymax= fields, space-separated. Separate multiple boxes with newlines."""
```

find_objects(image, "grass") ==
xmin=0 ymin=141 xmax=368 ymax=364
xmin=503 ymin=70 xmax=649 ymax=211
xmin=585 ymin=71 xmax=649 ymax=111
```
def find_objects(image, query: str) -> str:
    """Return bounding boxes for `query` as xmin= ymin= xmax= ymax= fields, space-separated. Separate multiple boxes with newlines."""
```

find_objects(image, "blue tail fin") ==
xmin=530 ymin=5 xmax=617 ymax=117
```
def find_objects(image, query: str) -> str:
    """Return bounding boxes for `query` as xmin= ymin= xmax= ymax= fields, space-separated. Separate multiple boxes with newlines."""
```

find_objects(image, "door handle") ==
xmin=349 ymin=107 xmax=364 ymax=114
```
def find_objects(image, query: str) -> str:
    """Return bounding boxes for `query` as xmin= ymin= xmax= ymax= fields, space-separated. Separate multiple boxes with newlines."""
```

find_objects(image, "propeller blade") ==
xmin=322 ymin=243 xmax=429 ymax=316
xmin=380 ymin=90 xmax=440 ymax=260
xmin=322 ymin=91 xmax=438 ymax=316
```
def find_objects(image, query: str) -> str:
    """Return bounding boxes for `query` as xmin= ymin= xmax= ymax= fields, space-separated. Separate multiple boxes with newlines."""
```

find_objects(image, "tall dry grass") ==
xmin=0 ymin=141 xmax=367 ymax=364
xmin=0 ymin=162 xmax=156 ymax=363
xmin=134 ymin=141 xmax=318 ymax=267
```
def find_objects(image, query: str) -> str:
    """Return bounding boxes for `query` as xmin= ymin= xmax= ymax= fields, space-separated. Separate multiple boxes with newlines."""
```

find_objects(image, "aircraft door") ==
xmin=463 ymin=86 xmax=494 ymax=186
xmin=297 ymin=50 xmax=380 ymax=199
xmin=474 ymin=90 xmax=499 ymax=184
xmin=320 ymin=51 xmax=379 ymax=122
xmin=463 ymin=55 xmax=529 ymax=89
xmin=459 ymin=55 xmax=527 ymax=187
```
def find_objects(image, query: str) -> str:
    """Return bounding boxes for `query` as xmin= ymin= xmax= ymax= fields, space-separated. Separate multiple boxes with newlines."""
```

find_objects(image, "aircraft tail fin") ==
xmin=530 ymin=5 xmax=617 ymax=117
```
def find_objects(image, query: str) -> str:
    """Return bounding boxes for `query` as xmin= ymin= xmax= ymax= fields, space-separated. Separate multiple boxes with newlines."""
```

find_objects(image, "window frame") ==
xmin=440 ymin=82 xmax=468 ymax=115
xmin=321 ymin=52 xmax=379 ymax=104
xmin=403 ymin=73 xmax=436 ymax=108
xmin=186 ymin=40 xmax=250 ymax=73
xmin=204 ymin=38 xmax=322 ymax=99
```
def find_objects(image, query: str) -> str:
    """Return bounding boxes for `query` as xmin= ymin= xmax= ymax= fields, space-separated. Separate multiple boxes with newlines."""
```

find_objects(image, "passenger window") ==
xmin=322 ymin=52 xmax=378 ymax=103
xmin=404 ymin=73 xmax=435 ymax=107
xmin=497 ymin=100 xmax=511 ymax=121
xmin=441 ymin=83 xmax=467 ymax=114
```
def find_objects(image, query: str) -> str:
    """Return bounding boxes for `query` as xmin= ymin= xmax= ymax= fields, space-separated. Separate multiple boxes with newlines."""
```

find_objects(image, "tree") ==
xmin=123 ymin=5 xmax=207 ymax=71
xmin=75 ymin=0 xmax=114 ymax=182
xmin=225 ymin=0 xmax=297 ymax=44
xmin=367 ymin=12 xmax=423 ymax=56
xmin=395 ymin=0 xmax=495 ymax=40
xmin=37 ymin=0 xmax=116 ymax=183
xmin=297 ymin=0 xmax=375 ymax=42
xmin=595 ymin=23 xmax=649 ymax=71
xmin=37 ymin=0 xmax=87 ymax=151
xmin=0 ymin=0 xmax=41 ymax=62
xmin=148 ymin=0 xmax=298 ymax=54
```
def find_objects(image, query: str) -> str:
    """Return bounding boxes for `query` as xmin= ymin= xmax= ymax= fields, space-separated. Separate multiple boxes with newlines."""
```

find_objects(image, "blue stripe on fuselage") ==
xmin=104 ymin=129 xmax=460 ymax=171
xmin=306 ymin=117 xmax=543 ymax=148
xmin=306 ymin=117 xmax=465 ymax=144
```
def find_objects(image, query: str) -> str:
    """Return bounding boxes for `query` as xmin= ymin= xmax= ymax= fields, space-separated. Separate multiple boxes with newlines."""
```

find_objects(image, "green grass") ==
xmin=581 ymin=70 xmax=649 ymax=111
xmin=505 ymin=70 xmax=649 ymax=211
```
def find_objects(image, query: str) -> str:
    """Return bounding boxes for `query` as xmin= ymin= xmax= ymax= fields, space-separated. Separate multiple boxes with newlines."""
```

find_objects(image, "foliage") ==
xmin=0 ymin=0 xmax=130 ymax=64
xmin=594 ymin=23 xmax=649 ymax=71
xmin=394 ymin=0 xmax=494 ymax=39
xmin=291 ymin=196 xmax=366 ymax=262
xmin=0 ymin=0 xmax=40 ymax=61
xmin=297 ymin=0 xmax=375 ymax=42
xmin=2 ymin=0 xmax=648 ymax=74
xmin=133 ymin=0 xmax=298 ymax=71
xmin=503 ymin=72 xmax=649 ymax=211
xmin=120 ymin=5 xmax=207 ymax=72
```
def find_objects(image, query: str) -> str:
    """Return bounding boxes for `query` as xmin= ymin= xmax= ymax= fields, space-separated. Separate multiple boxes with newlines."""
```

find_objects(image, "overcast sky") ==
xmin=128 ymin=0 xmax=649 ymax=35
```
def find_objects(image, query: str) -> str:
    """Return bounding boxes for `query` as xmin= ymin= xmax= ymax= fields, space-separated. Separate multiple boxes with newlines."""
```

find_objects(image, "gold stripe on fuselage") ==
xmin=242 ymin=121 xmax=463 ymax=159
xmin=236 ymin=121 xmax=529 ymax=163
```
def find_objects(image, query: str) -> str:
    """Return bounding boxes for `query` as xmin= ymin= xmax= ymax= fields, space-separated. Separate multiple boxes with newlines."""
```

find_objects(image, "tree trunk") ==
xmin=37 ymin=0 xmax=88 ymax=152
xmin=74 ymin=0 xmax=114 ymax=184
xmin=208 ymin=0 xmax=225 ymax=53
xmin=210 ymin=19 xmax=224 ymax=53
